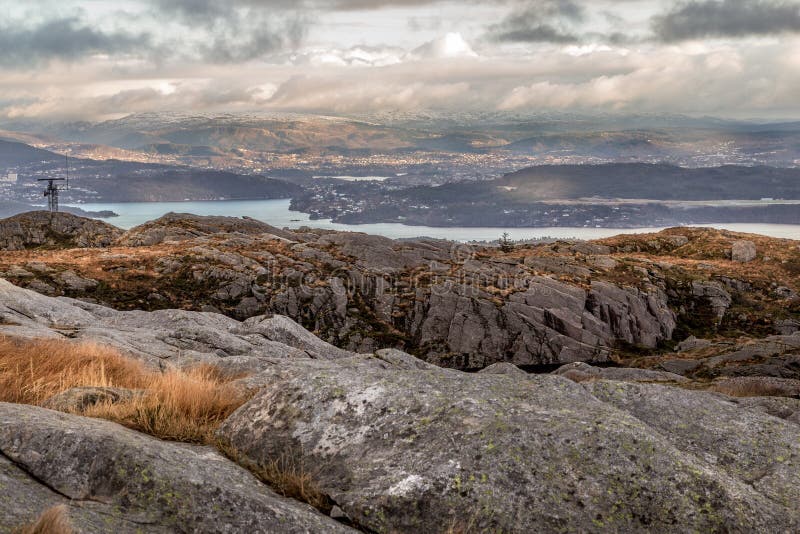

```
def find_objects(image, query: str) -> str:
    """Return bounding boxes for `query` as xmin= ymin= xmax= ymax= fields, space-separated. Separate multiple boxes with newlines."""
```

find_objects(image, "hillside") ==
xmin=501 ymin=163 xmax=800 ymax=201
xmin=11 ymin=112 xmax=800 ymax=165
xmin=79 ymin=169 xmax=302 ymax=202
xmin=30 ymin=113 xmax=422 ymax=153
xmin=1 ymin=279 xmax=799 ymax=532
xmin=0 ymin=212 xmax=799 ymax=531
xmin=0 ymin=139 xmax=302 ymax=202
xmin=1 ymin=211 xmax=797 ymax=374
xmin=293 ymin=163 xmax=800 ymax=226
xmin=0 ymin=139 xmax=61 ymax=166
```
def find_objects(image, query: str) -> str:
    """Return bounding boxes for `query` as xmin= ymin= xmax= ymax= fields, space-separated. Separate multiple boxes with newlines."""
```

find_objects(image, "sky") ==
xmin=1 ymin=0 xmax=799 ymax=121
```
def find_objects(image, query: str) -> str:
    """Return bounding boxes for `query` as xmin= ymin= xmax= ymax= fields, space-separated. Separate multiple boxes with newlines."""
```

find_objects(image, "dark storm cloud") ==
xmin=653 ymin=0 xmax=800 ymax=42
xmin=0 ymin=17 xmax=151 ymax=67
xmin=492 ymin=24 xmax=579 ymax=43
xmin=487 ymin=1 xmax=584 ymax=43
xmin=200 ymin=17 xmax=308 ymax=62
xmin=149 ymin=0 xmax=309 ymax=62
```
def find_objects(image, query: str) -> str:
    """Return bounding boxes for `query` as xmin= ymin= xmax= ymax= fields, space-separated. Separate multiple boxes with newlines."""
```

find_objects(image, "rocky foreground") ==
xmin=0 ymin=211 xmax=799 ymax=531
xmin=0 ymin=279 xmax=798 ymax=532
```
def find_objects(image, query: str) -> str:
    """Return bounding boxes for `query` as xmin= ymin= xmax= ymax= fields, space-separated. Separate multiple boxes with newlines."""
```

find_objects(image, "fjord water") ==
xmin=67 ymin=199 xmax=800 ymax=241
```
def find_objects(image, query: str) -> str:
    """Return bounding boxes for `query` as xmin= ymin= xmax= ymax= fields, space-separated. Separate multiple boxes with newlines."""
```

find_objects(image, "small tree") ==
xmin=499 ymin=232 xmax=514 ymax=253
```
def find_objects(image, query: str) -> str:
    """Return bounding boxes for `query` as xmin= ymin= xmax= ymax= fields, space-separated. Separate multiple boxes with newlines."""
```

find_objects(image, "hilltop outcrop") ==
xmin=115 ymin=212 xmax=296 ymax=246
xmin=0 ymin=211 xmax=122 ymax=250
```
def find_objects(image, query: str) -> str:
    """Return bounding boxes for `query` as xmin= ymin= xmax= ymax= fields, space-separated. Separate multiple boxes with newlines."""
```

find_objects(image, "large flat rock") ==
xmin=219 ymin=361 xmax=800 ymax=533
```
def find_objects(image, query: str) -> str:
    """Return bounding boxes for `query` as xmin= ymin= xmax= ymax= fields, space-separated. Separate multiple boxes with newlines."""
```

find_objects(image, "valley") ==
xmin=3 ymin=128 xmax=800 ymax=228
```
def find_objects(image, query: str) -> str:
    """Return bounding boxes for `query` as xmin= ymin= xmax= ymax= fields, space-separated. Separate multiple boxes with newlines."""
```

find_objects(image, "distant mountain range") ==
xmin=2 ymin=112 xmax=800 ymax=227
xmin=5 ymin=111 xmax=800 ymax=165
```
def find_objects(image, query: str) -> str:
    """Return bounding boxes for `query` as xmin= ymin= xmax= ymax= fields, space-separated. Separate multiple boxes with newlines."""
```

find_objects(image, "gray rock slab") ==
xmin=0 ymin=279 xmax=355 ymax=372
xmin=0 ymin=403 xmax=353 ymax=533
xmin=555 ymin=361 xmax=689 ymax=383
xmin=219 ymin=363 xmax=799 ymax=533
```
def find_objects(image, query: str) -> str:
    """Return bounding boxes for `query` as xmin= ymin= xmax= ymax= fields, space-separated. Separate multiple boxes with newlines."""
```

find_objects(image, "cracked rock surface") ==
xmin=0 ymin=403 xmax=353 ymax=533
xmin=219 ymin=358 xmax=800 ymax=533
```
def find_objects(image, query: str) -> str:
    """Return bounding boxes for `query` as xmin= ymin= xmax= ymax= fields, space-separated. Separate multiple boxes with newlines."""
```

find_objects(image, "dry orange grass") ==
xmin=14 ymin=505 xmax=74 ymax=534
xmin=84 ymin=364 xmax=246 ymax=443
xmin=0 ymin=337 xmax=148 ymax=405
xmin=557 ymin=369 xmax=599 ymax=383
xmin=217 ymin=440 xmax=331 ymax=513
xmin=0 ymin=336 xmax=248 ymax=444
xmin=709 ymin=378 xmax=800 ymax=398
xmin=0 ymin=336 xmax=336 ymax=512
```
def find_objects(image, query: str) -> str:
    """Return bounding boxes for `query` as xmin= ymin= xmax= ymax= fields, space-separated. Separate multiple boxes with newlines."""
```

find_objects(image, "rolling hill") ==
xmin=0 ymin=140 xmax=301 ymax=202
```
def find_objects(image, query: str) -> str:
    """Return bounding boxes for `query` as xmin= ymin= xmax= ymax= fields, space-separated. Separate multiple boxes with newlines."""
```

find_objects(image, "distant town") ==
xmin=2 ymin=112 xmax=800 ymax=226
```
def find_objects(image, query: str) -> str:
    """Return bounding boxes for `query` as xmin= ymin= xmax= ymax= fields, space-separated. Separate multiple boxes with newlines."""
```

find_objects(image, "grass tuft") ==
xmin=557 ymin=369 xmax=596 ymax=383
xmin=0 ymin=336 xmax=333 ymax=514
xmin=83 ymin=364 xmax=246 ymax=443
xmin=0 ymin=336 xmax=247 ymax=444
xmin=709 ymin=377 xmax=800 ymax=398
xmin=14 ymin=505 xmax=74 ymax=534
xmin=216 ymin=439 xmax=332 ymax=513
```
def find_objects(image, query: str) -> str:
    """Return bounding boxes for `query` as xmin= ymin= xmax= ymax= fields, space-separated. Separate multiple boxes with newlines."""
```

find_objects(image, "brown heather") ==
xmin=709 ymin=378 xmax=797 ymax=398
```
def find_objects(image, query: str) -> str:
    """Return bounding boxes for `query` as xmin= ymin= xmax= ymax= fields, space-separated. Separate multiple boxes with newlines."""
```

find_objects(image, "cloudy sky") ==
xmin=1 ymin=0 xmax=799 ymax=121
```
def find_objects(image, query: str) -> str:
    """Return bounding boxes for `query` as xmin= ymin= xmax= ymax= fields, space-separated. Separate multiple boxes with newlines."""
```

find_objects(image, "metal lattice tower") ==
xmin=38 ymin=155 xmax=70 ymax=213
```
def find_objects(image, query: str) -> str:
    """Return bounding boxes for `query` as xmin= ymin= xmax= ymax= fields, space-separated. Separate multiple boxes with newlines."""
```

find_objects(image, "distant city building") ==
xmin=1 ymin=173 xmax=17 ymax=183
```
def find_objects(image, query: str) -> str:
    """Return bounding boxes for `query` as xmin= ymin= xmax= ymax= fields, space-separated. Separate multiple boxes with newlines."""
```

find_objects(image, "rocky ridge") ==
xmin=0 ymin=279 xmax=357 ymax=375
xmin=7 ymin=213 xmax=788 ymax=372
xmin=0 ymin=214 xmax=800 ymax=379
xmin=115 ymin=211 xmax=296 ymax=246
xmin=0 ymin=212 xmax=797 ymax=376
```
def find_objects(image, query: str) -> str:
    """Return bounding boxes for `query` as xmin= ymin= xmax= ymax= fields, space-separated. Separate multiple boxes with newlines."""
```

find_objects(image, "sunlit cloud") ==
xmin=1 ymin=1 xmax=799 ymax=120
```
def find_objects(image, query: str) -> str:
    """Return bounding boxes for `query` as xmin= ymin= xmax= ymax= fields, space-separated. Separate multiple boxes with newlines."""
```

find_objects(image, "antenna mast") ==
xmin=38 ymin=154 xmax=70 ymax=213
